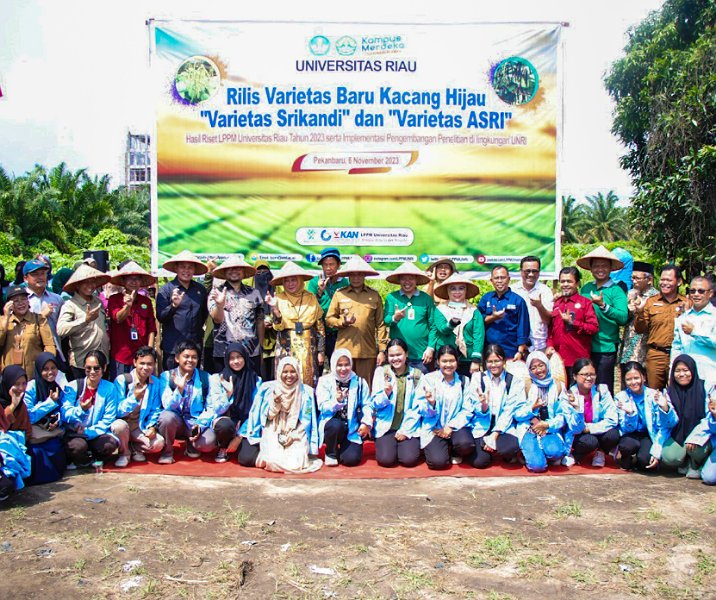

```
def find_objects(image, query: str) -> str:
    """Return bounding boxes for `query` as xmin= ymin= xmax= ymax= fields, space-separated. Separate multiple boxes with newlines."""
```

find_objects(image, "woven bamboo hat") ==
xmin=336 ymin=256 xmax=379 ymax=277
xmin=109 ymin=261 xmax=156 ymax=287
xmin=434 ymin=273 xmax=479 ymax=300
xmin=212 ymin=255 xmax=257 ymax=280
xmin=385 ymin=262 xmax=431 ymax=286
xmin=63 ymin=264 xmax=112 ymax=294
xmin=162 ymin=250 xmax=209 ymax=275
xmin=576 ymin=245 xmax=624 ymax=271
xmin=427 ymin=257 xmax=457 ymax=273
xmin=270 ymin=261 xmax=313 ymax=286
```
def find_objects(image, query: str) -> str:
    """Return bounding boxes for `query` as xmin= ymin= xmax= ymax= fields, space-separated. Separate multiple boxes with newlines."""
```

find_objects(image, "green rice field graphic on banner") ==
xmin=150 ymin=21 xmax=562 ymax=275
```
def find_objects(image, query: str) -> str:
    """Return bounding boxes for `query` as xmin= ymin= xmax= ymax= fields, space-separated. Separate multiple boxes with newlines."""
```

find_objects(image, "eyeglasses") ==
xmin=85 ymin=365 xmax=102 ymax=372
xmin=688 ymin=288 xmax=710 ymax=295
xmin=576 ymin=372 xmax=596 ymax=379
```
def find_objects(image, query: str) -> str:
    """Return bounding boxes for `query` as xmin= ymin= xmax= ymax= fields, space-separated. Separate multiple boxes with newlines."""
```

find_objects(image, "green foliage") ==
xmin=605 ymin=0 xmax=716 ymax=274
xmin=561 ymin=192 xmax=632 ymax=244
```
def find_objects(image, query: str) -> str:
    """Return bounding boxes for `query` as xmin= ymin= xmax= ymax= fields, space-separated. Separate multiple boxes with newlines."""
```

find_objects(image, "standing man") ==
xmin=672 ymin=276 xmax=716 ymax=382
xmin=384 ymin=262 xmax=436 ymax=373
xmin=478 ymin=265 xmax=530 ymax=361
xmin=23 ymin=259 xmax=65 ymax=367
xmin=634 ymin=264 xmax=689 ymax=389
xmin=577 ymin=245 xmax=629 ymax=392
xmin=156 ymin=250 xmax=209 ymax=372
xmin=306 ymin=248 xmax=349 ymax=363
xmin=56 ymin=264 xmax=112 ymax=380
xmin=619 ymin=261 xmax=658 ymax=372
xmin=208 ymin=256 xmax=264 ymax=373
xmin=513 ymin=256 xmax=553 ymax=352
xmin=325 ymin=256 xmax=388 ymax=386
xmin=107 ymin=262 xmax=157 ymax=379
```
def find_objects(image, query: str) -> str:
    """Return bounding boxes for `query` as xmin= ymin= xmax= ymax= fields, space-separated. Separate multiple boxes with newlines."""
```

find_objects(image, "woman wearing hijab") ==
xmin=369 ymin=339 xmax=423 ymax=468
xmin=22 ymin=352 xmax=68 ymax=483
xmin=0 ymin=395 xmax=31 ymax=502
xmin=514 ymin=351 xmax=573 ymax=472
xmin=247 ymin=357 xmax=321 ymax=473
xmin=0 ymin=365 xmax=33 ymax=441
xmin=316 ymin=349 xmax=371 ymax=467
xmin=212 ymin=342 xmax=261 ymax=464
xmin=267 ymin=262 xmax=325 ymax=387
xmin=660 ymin=355 xmax=715 ymax=479
xmin=253 ymin=261 xmax=276 ymax=381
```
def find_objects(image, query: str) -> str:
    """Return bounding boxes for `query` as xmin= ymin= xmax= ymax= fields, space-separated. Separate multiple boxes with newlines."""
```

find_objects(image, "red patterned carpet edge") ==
xmin=101 ymin=440 xmax=630 ymax=480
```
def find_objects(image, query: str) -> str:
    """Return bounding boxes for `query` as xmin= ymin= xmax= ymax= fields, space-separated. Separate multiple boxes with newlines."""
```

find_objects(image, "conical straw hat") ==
xmin=576 ymin=245 xmax=624 ymax=271
xmin=212 ymin=255 xmax=257 ymax=280
xmin=336 ymin=255 xmax=379 ymax=277
xmin=63 ymin=264 xmax=112 ymax=294
xmin=270 ymin=261 xmax=313 ymax=286
xmin=109 ymin=261 xmax=156 ymax=287
xmin=385 ymin=262 xmax=431 ymax=286
xmin=433 ymin=272 xmax=479 ymax=300
xmin=162 ymin=250 xmax=209 ymax=275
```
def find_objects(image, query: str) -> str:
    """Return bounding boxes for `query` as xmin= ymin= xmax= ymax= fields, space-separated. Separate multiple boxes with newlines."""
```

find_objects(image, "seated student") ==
xmin=247 ymin=357 xmax=321 ymax=473
xmin=212 ymin=342 xmax=261 ymax=464
xmin=615 ymin=361 xmax=677 ymax=471
xmin=61 ymin=351 xmax=120 ymax=468
xmin=0 ymin=365 xmax=32 ymax=441
xmin=369 ymin=339 xmax=423 ymax=468
xmin=694 ymin=395 xmax=716 ymax=485
xmin=565 ymin=357 xmax=619 ymax=467
xmin=515 ymin=352 xmax=572 ymax=472
xmin=157 ymin=341 xmax=228 ymax=464
xmin=316 ymin=349 xmax=371 ymax=467
xmin=22 ymin=353 xmax=68 ymax=484
xmin=0 ymin=405 xmax=31 ymax=502
xmin=415 ymin=345 xmax=475 ymax=469
xmin=660 ymin=355 xmax=715 ymax=479
xmin=466 ymin=344 xmax=524 ymax=468
xmin=111 ymin=346 xmax=165 ymax=467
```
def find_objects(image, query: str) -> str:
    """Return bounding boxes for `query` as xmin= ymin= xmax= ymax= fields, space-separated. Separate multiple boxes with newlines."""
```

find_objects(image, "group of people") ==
xmin=0 ymin=245 xmax=714 ymax=501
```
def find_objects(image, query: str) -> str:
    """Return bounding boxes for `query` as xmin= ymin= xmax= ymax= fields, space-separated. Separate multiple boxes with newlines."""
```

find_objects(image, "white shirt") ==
xmin=513 ymin=280 xmax=553 ymax=351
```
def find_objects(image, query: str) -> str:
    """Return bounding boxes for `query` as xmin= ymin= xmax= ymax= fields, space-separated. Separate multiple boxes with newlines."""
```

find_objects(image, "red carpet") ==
xmin=102 ymin=441 xmax=628 ymax=479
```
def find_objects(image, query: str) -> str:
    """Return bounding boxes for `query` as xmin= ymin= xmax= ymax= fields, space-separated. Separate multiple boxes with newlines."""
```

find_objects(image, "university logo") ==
xmin=309 ymin=36 xmax=330 ymax=56
xmin=335 ymin=36 xmax=357 ymax=56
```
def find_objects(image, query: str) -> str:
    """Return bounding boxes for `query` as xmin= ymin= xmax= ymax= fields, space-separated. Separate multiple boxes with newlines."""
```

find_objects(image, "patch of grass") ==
xmin=73 ymin=559 xmax=87 ymax=572
xmin=570 ymin=569 xmax=597 ymax=584
xmin=695 ymin=550 xmax=716 ymax=585
xmin=223 ymin=501 xmax=251 ymax=529
xmin=706 ymin=500 xmax=716 ymax=515
xmin=671 ymin=526 xmax=699 ymax=541
xmin=127 ymin=485 xmax=141 ymax=493
xmin=517 ymin=553 xmax=558 ymax=574
xmin=470 ymin=535 xmax=514 ymax=567
xmin=487 ymin=592 xmax=515 ymax=600
xmin=352 ymin=544 xmax=369 ymax=554
xmin=393 ymin=566 xmax=434 ymax=593
xmin=644 ymin=509 xmax=664 ymax=521
xmin=554 ymin=500 xmax=582 ymax=519
xmin=139 ymin=579 xmax=161 ymax=598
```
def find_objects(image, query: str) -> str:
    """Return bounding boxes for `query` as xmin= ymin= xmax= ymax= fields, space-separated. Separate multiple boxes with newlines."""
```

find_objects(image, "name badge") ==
xmin=407 ymin=308 xmax=415 ymax=321
xmin=507 ymin=304 xmax=516 ymax=310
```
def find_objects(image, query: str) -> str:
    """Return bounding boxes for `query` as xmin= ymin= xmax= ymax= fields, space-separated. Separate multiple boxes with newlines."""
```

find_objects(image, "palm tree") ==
xmin=580 ymin=191 xmax=631 ymax=242
xmin=560 ymin=195 xmax=587 ymax=243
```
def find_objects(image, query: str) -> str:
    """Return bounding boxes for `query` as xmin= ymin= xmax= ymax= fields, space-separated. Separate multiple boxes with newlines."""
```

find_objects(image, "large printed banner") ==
xmin=150 ymin=21 xmax=562 ymax=274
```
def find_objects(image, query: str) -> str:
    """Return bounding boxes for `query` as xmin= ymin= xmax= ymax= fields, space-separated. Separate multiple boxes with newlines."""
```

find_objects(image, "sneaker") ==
xmin=66 ymin=462 xmax=77 ymax=471
xmin=185 ymin=442 xmax=200 ymax=459
xmin=451 ymin=456 xmax=463 ymax=465
xmin=158 ymin=452 xmax=175 ymax=465
xmin=325 ymin=455 xmax=339 ymax=467
xmin=685 ymin=467 xmax=702 ymax=480
xmin=677 ymin=464 xmax=689 ymax=475
xmin=131 ymin=451 xmax=147 ymax=463
xmin=215 ymin=449 xmax=228 ymax=463
xmin=115 ymin=455 xmax=130 ymax=468
xmin=592 ymin=450 xmax=606 ymax=468
xmin=561 ymin=454 xmax=576 ymax=467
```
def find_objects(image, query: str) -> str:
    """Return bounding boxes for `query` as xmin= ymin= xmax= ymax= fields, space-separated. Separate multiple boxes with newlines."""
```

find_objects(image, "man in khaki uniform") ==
xmin=325 ymin=256 xmax=388 ymax=386
xmin=634 ymin=264 xmax=690 ymax=389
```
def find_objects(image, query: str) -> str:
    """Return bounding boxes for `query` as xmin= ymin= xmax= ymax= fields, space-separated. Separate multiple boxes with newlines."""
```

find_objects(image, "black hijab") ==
xmin=222 ymin=342 xmax=259 ymax=424
xmin=0 ymin=365 xmax=27 ymax=408
xmin=667 ymin=354 xmax=706 ymax=445
xmin=33 ymin=352 xmax=61 ymax=412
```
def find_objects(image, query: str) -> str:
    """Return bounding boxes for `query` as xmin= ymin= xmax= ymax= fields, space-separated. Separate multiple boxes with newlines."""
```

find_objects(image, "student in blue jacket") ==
xmin=415 ymin=344 xmax=474 ymax=469
xmin=615 ymin=361 xmax=677 ymax=470
xmin=0 ymin=369 xmax=31 ymax=499
xmin=694 ymin=396 xmax=716 ymax=485
xmin=111 ymin=346 xmax=165 ymax=467
xmin=316 ymin=349 xmax=371 ymax=466
xmin=157 ymin=340 xmax=228 ymax=464
xmin=515 ymin=351 xmax=572 ymax=472
xmin=61 ymin=350 xmax=120 ymax=468
xmin=466 ymin=344 xmax=524 ymax=468
xmin=567 ymin=357 xmax=620 ymax=467
xmin=369 ymin=339 xmax=423 ymax=468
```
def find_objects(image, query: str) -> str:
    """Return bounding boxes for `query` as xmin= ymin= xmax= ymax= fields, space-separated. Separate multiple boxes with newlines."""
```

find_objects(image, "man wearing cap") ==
xmin=208 ymin=256 xmax=264 ymax=373
xmin=619 ymin=261 xmax=658 ymax=372
xmin=23 ymin=259 xmax=65 ymax=362
xmin=384 ymin=262 xmax=436 ymax=373
xmin=306 ymin=248 xmax=349 ymax=362
xmin=634 ymin=264 xmax=689 ymax=389
xmin=672 ymin=276 xmax=716 ymax=382
xmin=107 ymin=262 xmax=158 ymax=379
xmin=1 ymin=285 xmax=56 ymax=375
xmin=513 ymin=256 xmax=553 ymax=352
xmin=156 ymin=251 xmax=209 ymax=372
xmin=57 ymin=264 xmax=111 ymax=380
xmin=325 ymin=256 xmax=388 ymax=386
xmin=478 ymin=265 xmax=530 ymax=361
xmin=578 ymin=245 xmax=629 ymax=392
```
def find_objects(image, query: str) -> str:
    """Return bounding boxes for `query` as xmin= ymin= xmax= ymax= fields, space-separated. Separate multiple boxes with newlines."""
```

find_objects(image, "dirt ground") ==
xmin=0 ymin=470 xmax=714 ymax=600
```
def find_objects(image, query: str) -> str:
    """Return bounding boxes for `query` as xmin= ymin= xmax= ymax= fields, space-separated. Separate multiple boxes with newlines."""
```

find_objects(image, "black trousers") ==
xmin=64 ymin=431 xmax=119 ymax=466
xmin=469 ymin=433 xmax=520 ymax=469
xmin=423 ymin=426 xmax=474 ymax=470
xmin=374 ymin=431 xmax=421 ymax=468
xmin=238 ymin=441 xmax=260 ymax=467
xmin=617 ymin=430 xmax=653 ymax=470
xmin=572 ymin=427 xmax=620 ymax=461
xmin=323 ymin=416 xmax=363 ymax=466
xmin=590 ymin=351 xmax=617 ymax=394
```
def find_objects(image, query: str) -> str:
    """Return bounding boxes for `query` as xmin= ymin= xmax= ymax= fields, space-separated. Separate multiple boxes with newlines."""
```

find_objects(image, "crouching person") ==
xmin=111 ymin=346 xmax=165 ymax=467
xmin=157 ymin=341 xmax=228 ymax=464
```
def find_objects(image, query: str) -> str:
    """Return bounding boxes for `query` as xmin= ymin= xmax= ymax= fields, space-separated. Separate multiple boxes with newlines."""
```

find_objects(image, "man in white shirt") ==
xmin=513 ymin=256 xmax=553 ymax=352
